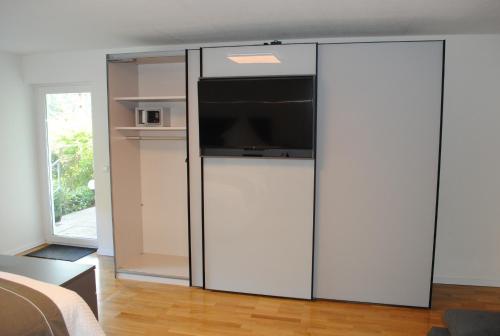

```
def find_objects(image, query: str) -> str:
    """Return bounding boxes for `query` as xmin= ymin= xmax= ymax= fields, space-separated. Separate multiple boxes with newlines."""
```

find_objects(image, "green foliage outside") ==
xmin=51 ymin=131 xmax=95 ymax=222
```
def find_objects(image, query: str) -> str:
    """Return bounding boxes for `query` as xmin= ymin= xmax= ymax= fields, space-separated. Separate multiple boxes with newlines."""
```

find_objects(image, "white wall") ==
xmin=0 ymin=51 xmax=44 ymax=254
xmin=20 ymin=35 xmax=500 ymax=286
xmin=433 ymin=35 xmax=500 ymax=286
xmin=22 ymin=50 xmax=113 ymax=255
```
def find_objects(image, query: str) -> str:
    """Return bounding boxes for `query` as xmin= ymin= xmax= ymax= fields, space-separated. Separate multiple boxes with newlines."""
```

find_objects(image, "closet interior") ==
xmin=107 ymin=52 xmax=189 ymax=282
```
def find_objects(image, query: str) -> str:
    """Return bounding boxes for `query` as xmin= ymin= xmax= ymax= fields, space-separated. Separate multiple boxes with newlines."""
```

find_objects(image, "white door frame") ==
xmin=36 ymin=83 xmax=98 ymax=248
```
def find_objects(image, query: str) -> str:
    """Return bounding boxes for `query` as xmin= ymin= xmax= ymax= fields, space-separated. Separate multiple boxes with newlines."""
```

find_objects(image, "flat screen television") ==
xmin=198 ymin=76 xmax=315 ymax=158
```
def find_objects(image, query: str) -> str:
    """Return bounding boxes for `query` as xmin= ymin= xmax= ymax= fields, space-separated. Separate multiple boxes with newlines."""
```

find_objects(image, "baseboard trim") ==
xmin=96 ymin=247 xmax=114 ymax=256
xmin=434 ymin=276 xmax=500 ymax=287
xmin=45 ymin=237 xmax=97 ymax=249
xmin=4 ymin=240 xmax=46 ymax=256
xmin=117 ymin=273 xmax=190 ymax=286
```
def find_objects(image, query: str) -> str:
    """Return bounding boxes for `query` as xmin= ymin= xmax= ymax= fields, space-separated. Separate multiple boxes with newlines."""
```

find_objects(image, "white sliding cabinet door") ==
xmin=187 ymin=49 xmax=204 ymax=287
xmin=315 ymin=42 xmax=443 ymax=307
xmin=201 ymin=44 xmax=316 ymax=299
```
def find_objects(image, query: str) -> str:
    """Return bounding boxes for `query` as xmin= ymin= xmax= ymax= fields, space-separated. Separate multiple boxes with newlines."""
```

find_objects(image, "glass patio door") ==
xmin=42 ymin=87 xmax=97 ymax=243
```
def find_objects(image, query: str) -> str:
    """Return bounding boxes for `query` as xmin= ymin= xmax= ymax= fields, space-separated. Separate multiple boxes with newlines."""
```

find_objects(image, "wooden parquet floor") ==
xmin=77 ymin=254 xmax=500 ymax=336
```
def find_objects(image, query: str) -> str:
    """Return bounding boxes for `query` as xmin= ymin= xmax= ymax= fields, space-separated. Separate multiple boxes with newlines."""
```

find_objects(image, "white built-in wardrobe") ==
xmin=107 ymin=41 xmax=444 ymax=307
xmin=107 ymin=53 xmax=190 ymax=283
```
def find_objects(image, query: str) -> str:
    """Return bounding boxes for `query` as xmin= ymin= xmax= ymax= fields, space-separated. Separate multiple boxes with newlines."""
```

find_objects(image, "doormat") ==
xmin=26 ymin=244 xmax=97 ymax=262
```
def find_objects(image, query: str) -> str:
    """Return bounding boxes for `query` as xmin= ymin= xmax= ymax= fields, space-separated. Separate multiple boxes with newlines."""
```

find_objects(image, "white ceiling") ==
xmin=1 ymin=0 xmax=500 ymax=54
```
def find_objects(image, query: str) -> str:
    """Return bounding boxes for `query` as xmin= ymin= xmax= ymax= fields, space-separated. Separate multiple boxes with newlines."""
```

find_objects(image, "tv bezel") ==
xmin=197 ymin=75 xmax=317 ymax=159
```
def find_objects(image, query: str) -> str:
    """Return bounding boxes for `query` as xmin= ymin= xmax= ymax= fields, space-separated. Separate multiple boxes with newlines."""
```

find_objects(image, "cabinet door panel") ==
xmin=315 ymin=42 xmax=443 ymax=307
xmin=202 ymin=44 xmax=316 ymax=77
xmin=204 ymin=158 xmax=314 ymax=299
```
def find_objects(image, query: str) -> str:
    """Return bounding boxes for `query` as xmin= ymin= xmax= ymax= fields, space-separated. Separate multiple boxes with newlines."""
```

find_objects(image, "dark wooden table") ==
xmin=0 ymin=255 xmax=98 ymax=318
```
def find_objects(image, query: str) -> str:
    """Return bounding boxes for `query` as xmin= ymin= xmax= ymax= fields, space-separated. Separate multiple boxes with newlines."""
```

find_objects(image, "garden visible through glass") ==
xmin=46 ymin=92 xmax=96 ymax=240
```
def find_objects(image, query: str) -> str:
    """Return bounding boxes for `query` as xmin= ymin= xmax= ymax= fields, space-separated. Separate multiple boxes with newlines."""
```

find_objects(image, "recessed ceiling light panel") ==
xmin=227 ymin=53 xmax=281 ymax=64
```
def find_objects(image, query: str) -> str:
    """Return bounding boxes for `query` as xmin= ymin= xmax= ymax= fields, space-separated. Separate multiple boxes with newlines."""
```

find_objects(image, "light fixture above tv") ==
xmin=227 ymin=53 xmax=281 ymax=64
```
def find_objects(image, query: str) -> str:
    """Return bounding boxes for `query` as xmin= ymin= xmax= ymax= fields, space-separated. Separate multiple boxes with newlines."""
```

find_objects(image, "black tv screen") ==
xmin=198 ymin=76 xmax=315 ymax=158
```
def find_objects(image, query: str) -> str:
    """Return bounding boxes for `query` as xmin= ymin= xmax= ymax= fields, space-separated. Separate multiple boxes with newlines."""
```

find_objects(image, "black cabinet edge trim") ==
xmin=200 ymin=48 xmax=206 ymax=288
xmin=310 ymin=43 xmax=318 ymax=300
xmin=201 ymin=158 xmax=206 ymax=288
xmin=318 ymin=39 xmax=445 ymax=45
xmin=317 ymin=297 xmax=430 ymax=309
xmin=105 ymin=59 xmax=119 ymax=279
xmin=204 ymin=288 xmax=314 ymax=301
xmin=201 ymin=42 xmax=317 ymax=50
xmin=185 ymin=49 xmax=193 ymax=287
xmin=429 ymin=40 xmax=446 ymax=308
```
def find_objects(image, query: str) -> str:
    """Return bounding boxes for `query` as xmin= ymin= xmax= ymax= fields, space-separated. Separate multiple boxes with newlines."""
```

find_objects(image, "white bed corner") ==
xmin=0 ymin=271 xmax=105 ymax=336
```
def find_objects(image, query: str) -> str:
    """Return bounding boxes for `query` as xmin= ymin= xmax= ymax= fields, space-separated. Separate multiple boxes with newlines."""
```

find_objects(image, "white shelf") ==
xmin=114 ymin=96 xmax=186 ymax=102
xmin=118 ymin=253 xmax=189 ymax=279
xmin=115 ymin=126 xmax=186 ymax=139
xmin=116 ymin=126 xmax=186 ymax=131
